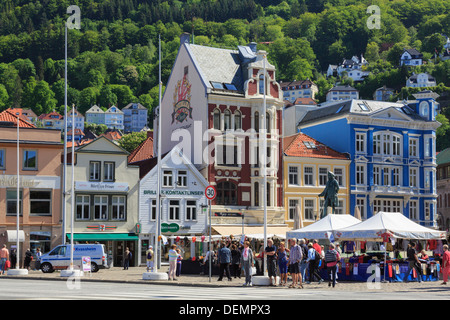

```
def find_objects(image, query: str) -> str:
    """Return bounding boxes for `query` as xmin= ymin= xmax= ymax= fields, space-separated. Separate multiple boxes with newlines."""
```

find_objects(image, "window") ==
xmin=259 ymin=74 xmax=265 ymax=95
xmin=356 ymin=165 xmax=365 ymax=185
xmin=425 ymin=201 xmax=431 ymax=221
xmin=177 ymin=170 xmax=187 ymax=187
xmin=89 ymin=161 xmax=101 ymax=181
xmin=288 ymin=166 xmax=299 ymax=185
xmin=304 ymin=167 xmax=314 ymax=186
xmin=373 ymin=166 xmax=380 ymax=185
xmin=374 ymin=199 xmax=401 ymax=213
xmin=216 ymin=181 xmax=237 ymax=205
xmin=383 ymin=167 xmax=390 ymax=186
xmin=6 ymin=189 xmax=22 ymax=216
xmin=0 ymin=149 xmax=4 ymax=169
xmin=213 ymin=109 xmax=220 ymax=130
xmin=76 ymin=195 xmax=90 ymax=220
xmin=334 ymin=168 xmax=344 ymax=186
xmin=186 ymin=200 xmax=197 ymax=220
xmin=23 ymin=150 xmax=37 ymax=170
xmin=112 ymin=196 xmax=126 ymax=220
xmin=409 ymin=167 xmax=418 ymax=187
xmin=409 ymin=201 xmax=418 ymax=221
xmin=373 ymin=132 xmax=402 ymax=157
xmin=104 ymin=162 xmax=115 ymax=182
xmin=163 ymin=170 xmax=173 ymax=187
xmin=254 ymin=182 xmax=259 ymax=207
xmin=216 ymin=142 xmax=238 ymax=166
xmin=319 ymin=167 xmax=328 ymax=186
xmin=288 ymin=199 xmax=299 ymax=220
xmin=304 ymin=199 xmax=315 ymax=220
xmin=254 ymin=111 xmax=259 ymax=132
xmin=169 ymin=200 xmax=180 ymax=220
xmin=356 ymin=198 xmax=366 ymax=219
xmin=234 ymin=110 xmax=242 ymax=130
xmin=425 ymin=169 xmax=431 ymax=190
xmin=94 ymin=195 xmax=108 ymax=220
xmin=409 ymin=138 xmax=418 ymax=157
xmin=356 ymin=133 xmax=366 ymax=153
xmin=392 ymin=167 xmax=400 ymax=186
xmin=30 ymin=190 xmax=51 ymax=216
xmin=424 ymin=138 xmax=430 ymax=157
xmin=224 ymin=109 xmax=231 ymax=131
xmin=335 ymin=200 xmax=344 ymax=215
xmin=49 ymin=246 xmax=66 ymax=256
xmin=150 ymin=199 xmax=160 ymax=221
xmin=265 ymin=112 xmax=271 ymax=132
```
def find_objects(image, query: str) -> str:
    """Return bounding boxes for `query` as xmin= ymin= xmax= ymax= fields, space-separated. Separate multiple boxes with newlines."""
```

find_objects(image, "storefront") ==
xmin=138 ymin=146 xmax=209 ymax=266
xmin=65 ymin=137 xmax=140 ymax=267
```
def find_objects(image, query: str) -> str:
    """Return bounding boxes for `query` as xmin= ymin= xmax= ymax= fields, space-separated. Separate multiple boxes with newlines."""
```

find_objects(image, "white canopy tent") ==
xmin=335 ymin=211 xmax=446 ymax=241
xmin=286 ymin=214 xmax=361 ymax=240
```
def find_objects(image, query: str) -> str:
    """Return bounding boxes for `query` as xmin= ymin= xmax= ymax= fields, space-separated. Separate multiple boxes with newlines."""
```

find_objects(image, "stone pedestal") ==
xmin=60 ymin=269 xmax=84 ymax=277
xmin=252 ymin=275 xmax=272 ymax=286
xmin=7 ymin=269 xmax=28 ymax=276
xmin=142 ymin=272 xmax=169 ymax=280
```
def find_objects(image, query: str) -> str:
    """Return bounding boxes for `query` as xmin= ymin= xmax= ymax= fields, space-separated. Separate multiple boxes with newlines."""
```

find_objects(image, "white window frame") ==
xmin=304 ymin=198 xmax=315 ymax=221
xmin=177 ymin=170 xmax=187 ymax=187
xmin=169 ymin=200 xmax=180 ymax=221
xmin=111 ymin=196 xmax=126 ymax=220
xmin=409 ymin=138 xmax=418 ymax=158
xmin=288 ymin=198 xmax=300 ymax=221
xmin=356 ymin=198 xmax=366 ymax=219
xmin=288 ymin=166 xmax=299 ymax=186
xmin=319 ymin=167 xmax=329 ymax=186
xmin=334 ymin=167 xmax=344 ymax=187
xmin=186 ymin=200 xmax=197 ymax=221
xmin=94 ymin=195 xmax=108 ymax=220
xmin=409 ymin=167 xmax=418 ymax=188
xmin=355 ymin=132 xmax=366 ymax=153
xmin=76 ymin=195 xmax=90 ymax=220
xmin=409 ymin=200 xmax=418 ymax=221
xmin=373 ymin=166 xmax=380 ymax=185
xmin=303 ymin=166 xmax=314 ymax=186
xmin=356 ymin=164 xmax=365 ymax=185
xmin=163 ymin=170 xmax=173 ymax=187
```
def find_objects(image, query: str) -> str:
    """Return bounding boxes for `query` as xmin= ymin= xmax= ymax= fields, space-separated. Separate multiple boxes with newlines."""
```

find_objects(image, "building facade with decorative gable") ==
xmin=283 ymin=133 xmax=351 ymax=228
xmin=154 ymin=34 xmax=288 ymax=237
xmin=298 ymin=91 xmax=441 ymax=227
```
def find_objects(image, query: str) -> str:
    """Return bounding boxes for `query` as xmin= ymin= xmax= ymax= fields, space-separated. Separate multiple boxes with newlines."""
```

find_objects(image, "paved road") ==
xmin=1 ymin=278 xmax=449 ymax=300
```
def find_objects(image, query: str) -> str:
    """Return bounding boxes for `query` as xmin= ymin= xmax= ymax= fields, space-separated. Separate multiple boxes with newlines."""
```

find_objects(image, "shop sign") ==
xmin=76 ymin=181 xmax=129 ymax=192
xmin=0 ymin=175 xmax=60 ymax=189
xmin=161 ymin=223 xmax=180 ymax=233
xmin=86 ymin=225 xmax=117 ymax=231
xmin=143 ymin=190 xmax=204 ymax=196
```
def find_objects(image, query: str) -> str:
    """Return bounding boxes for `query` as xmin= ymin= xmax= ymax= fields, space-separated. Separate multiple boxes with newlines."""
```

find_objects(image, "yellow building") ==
xmin=283 ymin=133 xmax=351 ymax=228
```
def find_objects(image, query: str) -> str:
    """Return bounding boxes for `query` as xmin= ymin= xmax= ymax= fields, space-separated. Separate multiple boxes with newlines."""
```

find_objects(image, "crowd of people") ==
xmin=199 ymin=237 xmax=343 ymax=288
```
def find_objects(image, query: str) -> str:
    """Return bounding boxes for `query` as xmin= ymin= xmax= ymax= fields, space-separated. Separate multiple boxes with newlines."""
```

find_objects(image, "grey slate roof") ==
xmin=187 ymin=44 xmax=244 ymax=92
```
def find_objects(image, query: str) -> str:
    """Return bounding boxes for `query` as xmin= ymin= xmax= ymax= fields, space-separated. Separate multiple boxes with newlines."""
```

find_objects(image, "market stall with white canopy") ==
xmin=335 ymin=211 xmax=446 ymax=241
xmin=286 ymin=214 xmax=361 ymax=240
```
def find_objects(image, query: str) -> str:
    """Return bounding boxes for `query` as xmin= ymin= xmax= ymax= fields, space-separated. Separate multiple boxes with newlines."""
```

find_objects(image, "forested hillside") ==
xmin=0 ymin=0 xmax=449 ymax=145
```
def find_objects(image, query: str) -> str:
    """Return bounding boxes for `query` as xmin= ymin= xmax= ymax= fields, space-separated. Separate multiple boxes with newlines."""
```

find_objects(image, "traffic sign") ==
xmin=205 ymin=185 xmax=216 ymax=200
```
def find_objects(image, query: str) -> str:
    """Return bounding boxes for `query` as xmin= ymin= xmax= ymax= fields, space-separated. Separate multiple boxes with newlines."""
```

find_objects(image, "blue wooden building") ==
xmin=297 ymin=90 xmax=441 ymax=227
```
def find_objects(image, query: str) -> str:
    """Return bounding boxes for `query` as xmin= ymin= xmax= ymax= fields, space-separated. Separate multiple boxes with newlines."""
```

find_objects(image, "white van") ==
xmin=40 ymin=244 xmax=108 ymax=273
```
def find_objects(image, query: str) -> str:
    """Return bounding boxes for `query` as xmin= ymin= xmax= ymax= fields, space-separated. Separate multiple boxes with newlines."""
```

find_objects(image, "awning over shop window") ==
xmin=7 ymin=230 xmax=25 ymax=242
xmin=67 ymin=233 xmax=139 ymax=241
xmin=211 ymin=226 xmax=290 ymax=239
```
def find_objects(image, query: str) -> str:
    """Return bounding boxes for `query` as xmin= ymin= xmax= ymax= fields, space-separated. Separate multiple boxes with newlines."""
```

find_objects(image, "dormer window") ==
xmin=259 ymin=74 xmax=265 ymax=95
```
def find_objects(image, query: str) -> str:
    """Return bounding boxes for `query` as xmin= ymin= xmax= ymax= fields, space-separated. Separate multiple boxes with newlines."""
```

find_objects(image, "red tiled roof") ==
xmin=0 ymin=109 xmax=36 ymax=128
xmin=39 ymin=111 xmax=63 ymax=120
xmin=67 ymin=128 xmax=85 ymax=136
xmin=128 ymin=136 xmax=154 ymax=164
xmin=283 ymin=133 xmax=349 ymax=160
xmin=100 ymin=131 xmax=122 ymax=141
xmin=293 ymin=97 xmax=317 ymax=105
xmin=67 ymin=139 xmax=93 ymax=149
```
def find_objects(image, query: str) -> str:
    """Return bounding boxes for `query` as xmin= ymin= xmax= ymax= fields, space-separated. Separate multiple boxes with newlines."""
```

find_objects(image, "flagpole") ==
xmin=62 ymin=23 xmax=68 ymax=246
xmin=263 ymin=54 xmax=268 ymax=278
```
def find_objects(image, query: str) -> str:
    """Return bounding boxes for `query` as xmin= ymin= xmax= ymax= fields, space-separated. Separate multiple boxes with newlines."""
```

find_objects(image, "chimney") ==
xmin=248 ymin=42 xmax=257 ymax=53
xmin=147 ymin=130 xmax=154 ymax=139
xmin=180 ymin=32 xmax=190 ymax=45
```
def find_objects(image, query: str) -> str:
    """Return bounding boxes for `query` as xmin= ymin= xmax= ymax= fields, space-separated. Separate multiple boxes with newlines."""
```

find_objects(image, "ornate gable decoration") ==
xmin=172 ymin=74 xmax=192 ymax=124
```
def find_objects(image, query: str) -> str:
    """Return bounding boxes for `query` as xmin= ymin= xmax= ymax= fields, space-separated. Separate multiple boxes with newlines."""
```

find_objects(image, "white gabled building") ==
xmin=138 ymin=145 xmax=209 ymax=265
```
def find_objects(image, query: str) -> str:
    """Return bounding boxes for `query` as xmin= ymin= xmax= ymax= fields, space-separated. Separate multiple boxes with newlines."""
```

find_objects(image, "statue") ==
xmin=318 ymin=171 xmax=340 ymax=219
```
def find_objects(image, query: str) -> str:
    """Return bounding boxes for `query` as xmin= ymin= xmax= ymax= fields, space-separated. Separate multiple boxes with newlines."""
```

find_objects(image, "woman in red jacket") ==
xmin=442 ymin=245 xmax=450 ymax=285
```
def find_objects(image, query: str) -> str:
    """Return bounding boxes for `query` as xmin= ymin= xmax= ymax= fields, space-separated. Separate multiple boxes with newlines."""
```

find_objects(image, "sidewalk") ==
xmin=2 ymin=266 xmax=450 ymax=293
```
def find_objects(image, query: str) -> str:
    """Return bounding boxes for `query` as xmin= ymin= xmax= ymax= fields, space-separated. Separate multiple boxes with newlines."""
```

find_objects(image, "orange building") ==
xmin=0 ymin=110 xmax=63 ymax=264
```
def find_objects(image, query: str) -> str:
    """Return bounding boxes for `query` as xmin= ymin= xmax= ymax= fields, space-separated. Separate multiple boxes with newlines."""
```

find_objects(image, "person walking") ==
xmin=123 ymin=247 xmax=132 ymax=270
xmin=10 ymin=248 xmax=16 ymax=270
xmin=146 ymin=245 xmax=154 ymax=272
xmin=202 ymin=248 xmax=215 ymax=276
xmin=34 ymin=248 xmax=42 ymax=271
xmin=288 ymin=238 xmax=303 ymax=288
xmin=299 ymin=239 xmax=308 ymax=282
xmin=168 ymin=244 xmax=178 ymax=280
xmin=0 ymin=245 xmax=9 ymax=275
xmin=277 ymin=242 xmax=289 ymax=286
xmin=265 ymin=239 xmax=278 ymax=287
xmin=240 ymin=241 xmax=254 ymax=286
xmin=217 ymin=242 xmax=232 ymax=281
xmin=24 ymin=248 xmax=32 ymax=271
xmin=441 ymin=244 xmax=450 ymax=285
xmin=403 ymin=242 xmax=422 ymax=283
xmin=325 ymin=243 xmax=340 ymax=288
xmin=176 ymin=249 xmax=183 ymax=277
xmin=230 ymin=244 xmax=241 ymax=279
xmin=306 ymin=243 xmax=323 ymax=284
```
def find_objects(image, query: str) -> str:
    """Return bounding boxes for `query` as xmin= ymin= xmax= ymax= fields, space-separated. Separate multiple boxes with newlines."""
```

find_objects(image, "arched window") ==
xmin=373 ymin=132 xmax=402 ymax=157
xmin=259 ymin=74 xmax=265 ymax=95
xmin=224 ymin=109 xmax=231 ymax=131
xmin=266 ymin=112 xmax=271 ymax=132
xmin=216 ymin=181 xmax=238 ymax=205
xmin=234 ymin=110 xmax=242 ymax=130
xmin=254 ymin=111 xmax=259 ymax=132
xmin=254 ymin=182 xmax=259 ymax=207
xmin=213 ymin=109 xmax=220 ymax=130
